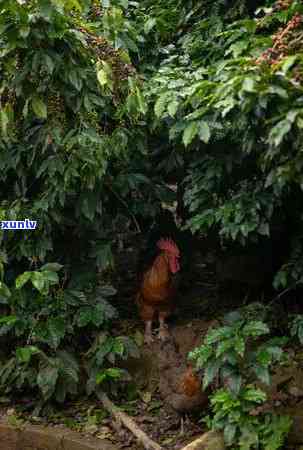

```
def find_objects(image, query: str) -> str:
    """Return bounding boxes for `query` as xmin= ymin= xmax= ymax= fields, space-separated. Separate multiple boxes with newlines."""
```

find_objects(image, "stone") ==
xmin=0 ymin=421 xmax=117 ymax=450
xmin=181 ymin=431 xmax=225 ymax=450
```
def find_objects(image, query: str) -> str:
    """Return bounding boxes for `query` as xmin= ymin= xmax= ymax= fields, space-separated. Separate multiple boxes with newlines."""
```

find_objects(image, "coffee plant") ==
xmin=144 ymin=0 xmax=303 ymax=290
xmin=189 ymin=310 xmax=287 ymax=393
xmin=0 ymin=262 xmax=138 ymax=407
xmin=190 ymin=310 xmax=292 ymax=449
xmin=206 ymin=387 xmax=292 ymax=449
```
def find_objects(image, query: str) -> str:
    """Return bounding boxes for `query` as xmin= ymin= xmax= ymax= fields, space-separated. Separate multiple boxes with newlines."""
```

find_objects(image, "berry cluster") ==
xmin=89 ymin=0 xmax=103 ymax=19
xmin=47 ymin=91 xmax=67 ymax=130
xmin=78 ymin=27 xmax=136 ymax=82
xmin=255 ymin=13 xmax=302 ymax=66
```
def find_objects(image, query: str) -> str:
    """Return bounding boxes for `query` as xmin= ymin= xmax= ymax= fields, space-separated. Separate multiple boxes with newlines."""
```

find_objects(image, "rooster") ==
xmin=136 ymin=237 xmax=181 ymax=344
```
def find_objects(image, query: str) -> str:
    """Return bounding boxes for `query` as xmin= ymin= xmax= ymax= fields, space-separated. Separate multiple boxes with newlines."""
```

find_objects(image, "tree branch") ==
xmin=99 ymin=392 xmax=163 ymax=450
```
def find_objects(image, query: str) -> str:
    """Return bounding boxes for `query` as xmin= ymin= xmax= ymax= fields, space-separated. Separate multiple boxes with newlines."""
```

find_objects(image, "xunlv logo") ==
xmin=1 ymin=219 xmax=37 ymax=230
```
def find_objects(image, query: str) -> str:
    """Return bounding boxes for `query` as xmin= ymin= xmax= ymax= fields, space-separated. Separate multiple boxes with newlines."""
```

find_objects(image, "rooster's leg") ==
xmin=158 ymin=314 xmax=170 ymax=341
xmin=144 ymin=320 xmax=154 ymax=344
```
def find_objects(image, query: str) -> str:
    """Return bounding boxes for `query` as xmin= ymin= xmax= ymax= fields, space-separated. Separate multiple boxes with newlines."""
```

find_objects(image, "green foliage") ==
xmin=0 ymin=264 xmax=138 ymax=405
xmin=206 ymin=387 xmax=292 ymax=449
xmin=85 ymin=331 xmax=139 ymax=397
xmin=0 ymin=0 xmax=165 ymax=268
xmin=290 ymin=314 xmax=303 ymax=344
xmin=143 ymin=0 xmax=303 ymax=290
xmin=189 ymin=310 xmax=287 ymax=393
xmin=190 ymin=309 xmax=291 ymax=449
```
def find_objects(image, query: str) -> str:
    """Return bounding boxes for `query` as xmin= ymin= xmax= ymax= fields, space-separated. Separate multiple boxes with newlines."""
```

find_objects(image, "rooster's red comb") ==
xmin=157 ymin=238 xmax=180 ymax=256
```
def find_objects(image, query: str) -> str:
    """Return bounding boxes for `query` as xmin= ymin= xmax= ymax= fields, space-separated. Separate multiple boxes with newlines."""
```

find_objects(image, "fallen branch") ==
xmin=99 ymin=392 xmax=163 ymax=450
xmin=180 ymin=431 xmax=225 ymax=450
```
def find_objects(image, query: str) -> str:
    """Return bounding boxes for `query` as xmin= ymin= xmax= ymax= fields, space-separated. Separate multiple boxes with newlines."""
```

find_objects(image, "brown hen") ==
xmin=158 ymin=337 xmax=208 ymax=413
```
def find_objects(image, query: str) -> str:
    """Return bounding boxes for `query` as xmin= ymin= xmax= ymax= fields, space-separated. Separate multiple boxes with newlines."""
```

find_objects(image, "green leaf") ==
xmin=69 ymin=70 xmax=82 ymax=91
xmin=16 ymin=346 xmax=40 ymax=363
xmin=15 ymin=272 xmax=31 ymax=289
xmin=258 ymin=222 xmax=269 ymax=236
xmin=227 ymin=372 xmax=242 ymax=395
xmin=106 ymin=367 xmax=123 ymax=378
xmin=40 ymin=263 xmax=63 ymax=272
xmin=190 ymin=345 xmax=213 ymax=366
xmin=96 ymin=368 xmax=123 ymax=384
xmin=266 ymin=86 xmax=288 ymax=99
xmin=96 ymin=338 xmax=114 ymax=365
xmin=31 ymin=272 xmax=46 ymax=293
xmin=238 ymin=427 xmax=258 ymax=450
xmin=77 ymin=307 xmax=94 ymax=327
xmin=154 ymin=92 xmax=170 ymax=118
xmin=298 ymin=325 xmax=303 ymax=344
xmin=280 ymin=55 xmax=298 ymax=75
xmin=167 ymin=100 xmax=179 ymax=117
xmin=19 ymin=26 xmax=30 ymax=38
xmin=97 ymin=68 xmax=108 ymax=86
xmin=0 ymin=281 xmax=11 ymax=299
xmin=37 ymin=364 xmax=59 ymax=400
xmin=242 ymin=387 xmax=266 ymax=403
xmin=47 ymin=317 xmax=66 ymax=350
xmin=0 ymin=103 xmax=13 ymax=135
xmin=97 ymin=61 xmax=113 ymax=90
xmin=92 ymin=303 xmax=105 ymax=327
xmin=32 ymin=97 xmax=47 ymax=119
xmin=224 ymin=424 xmax=237 ymax=446
xmin=216 ymin=340 xmax=233 ymax=358
xmin=203 ymin=360 xmax=220 ymax=389
xmin=0 ymin=315 xmax=17 ymax=326
xmin=44 ymin=54 xmax=55 ymax=74
xmin=198 ymin=121 xmax=210 ymax=143
xmin=135 ymin=87 xmax=147 ymax=115
xmin=144 ymin=18 xmax=156 ymax=34
xmin=41 ymin=271 xmax=59 ymax=284
xmin=234 ymin=337 xmax=245 ymax=357
xmin=113 ymin=338 xmax=124 ymax=356
xmin=243 ymin=321 xmax=269 ymax=337
xmin=206 ymin=327 xmax=232 ymax=344
xmin=253 ymin=365 xmax=271 ymax=385
xmin=227 ymin=40 xmax=249 ymax=57
xmin=183 ymin=122 xmax=199 ymax=147
xmin=242 ymin=77 xmax=256 ymax=92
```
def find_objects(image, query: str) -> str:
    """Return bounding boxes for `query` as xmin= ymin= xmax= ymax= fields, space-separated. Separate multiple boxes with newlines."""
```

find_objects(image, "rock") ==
xmin=181 ymin=431 xmax=225 ymax=450
xmin=0 ymin=421 xmax=117 ymax=450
